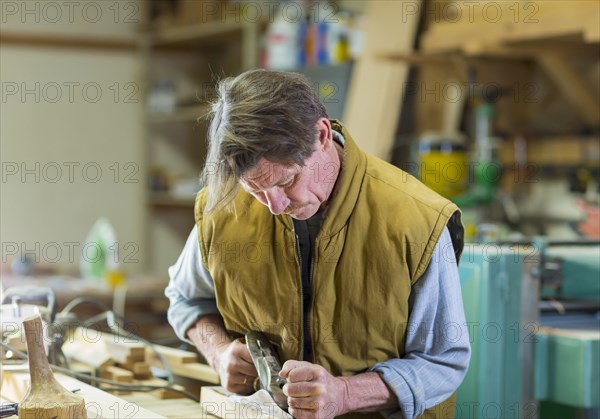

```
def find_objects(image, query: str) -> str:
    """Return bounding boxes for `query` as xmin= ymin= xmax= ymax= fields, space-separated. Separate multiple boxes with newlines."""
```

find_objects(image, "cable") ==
xmin=4 ymin=296 xmax=202 ymax=401
xmin=58 ymin=297 xmax=176 ymax=386
xmin=61 ymin=296 xmax=112 ymax=315
xmin=0 ymin=341 xmax=199 ymax=402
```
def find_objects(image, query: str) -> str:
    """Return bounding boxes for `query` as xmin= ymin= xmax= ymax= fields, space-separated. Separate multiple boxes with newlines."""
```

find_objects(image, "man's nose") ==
xmin=264 ymin=189 xmax=288 ymax=215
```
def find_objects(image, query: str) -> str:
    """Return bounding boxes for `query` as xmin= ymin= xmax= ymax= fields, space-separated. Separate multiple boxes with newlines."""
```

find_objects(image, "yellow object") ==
xmin=419 ymin=133 xmax=468 ymax=199
xmin=106 ymin=270 xmax=126 ymax=288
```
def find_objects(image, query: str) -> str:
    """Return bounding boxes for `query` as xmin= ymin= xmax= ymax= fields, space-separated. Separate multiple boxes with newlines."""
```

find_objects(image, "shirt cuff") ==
xmin=370 ymin=363 xmax=415 ymax=419
xmin=167 ymin=296 xmax=220 ymax=344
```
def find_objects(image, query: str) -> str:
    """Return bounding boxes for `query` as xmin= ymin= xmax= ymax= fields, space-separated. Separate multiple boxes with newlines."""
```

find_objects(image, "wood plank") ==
xmin=537 ymin=52 xmax=600 ymax=126
xmin=344 ymin=1 xmax=422 ymax=161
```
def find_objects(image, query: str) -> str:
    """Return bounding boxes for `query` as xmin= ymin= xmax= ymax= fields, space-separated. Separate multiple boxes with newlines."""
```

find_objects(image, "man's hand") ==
xmin=187 ymin=315 xmax=257 ymax=395
xmin=280 ymin=360 xmax=350 ymax=418
xmin=214 ymin=339 xmax=257 ymax=395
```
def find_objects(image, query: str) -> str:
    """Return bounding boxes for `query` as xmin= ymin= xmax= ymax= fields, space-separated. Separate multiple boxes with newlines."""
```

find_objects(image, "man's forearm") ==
xmin=186 ymin=314 xmax=232 ymax=370
xmin=340 ymin=371 xmax=399 ymax=413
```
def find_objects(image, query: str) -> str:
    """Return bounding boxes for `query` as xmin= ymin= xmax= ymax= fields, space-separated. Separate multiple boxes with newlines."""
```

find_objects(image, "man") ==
xmin=165 ymin=70 xmax=470 ymax=418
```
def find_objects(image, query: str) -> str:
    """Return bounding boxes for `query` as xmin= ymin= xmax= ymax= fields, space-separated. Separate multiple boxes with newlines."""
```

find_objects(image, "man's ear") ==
xmin=315 ymin=117 xmax=332 ymax=150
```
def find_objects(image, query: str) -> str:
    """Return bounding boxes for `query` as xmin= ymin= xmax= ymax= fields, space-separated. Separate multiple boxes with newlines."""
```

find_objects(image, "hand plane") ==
xmin=245 ymin=331 xmax=288 ymax=410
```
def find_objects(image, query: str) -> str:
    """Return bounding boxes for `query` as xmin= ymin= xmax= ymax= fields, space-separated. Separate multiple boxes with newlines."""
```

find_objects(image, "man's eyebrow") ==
xmin=276 ymin=174 xmax=295 ymax=185
xmin=242 ymin=168 xmax=296 ymax=191
xmin=240 ymin=178 xmax=260 ymax=193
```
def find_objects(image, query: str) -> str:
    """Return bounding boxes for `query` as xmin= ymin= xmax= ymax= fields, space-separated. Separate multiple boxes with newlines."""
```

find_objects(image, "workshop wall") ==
xmin=0 ymin=0 xmax=147 ymax=274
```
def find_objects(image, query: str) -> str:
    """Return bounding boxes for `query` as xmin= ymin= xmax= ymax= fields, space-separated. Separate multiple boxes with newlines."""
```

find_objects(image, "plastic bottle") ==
xmin=266 ymin=5 xmax=300 ymax=70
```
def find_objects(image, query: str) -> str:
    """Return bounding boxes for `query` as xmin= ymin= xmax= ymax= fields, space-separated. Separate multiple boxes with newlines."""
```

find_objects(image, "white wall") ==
xmin=1 ymin=1 xmax=147 ymax=275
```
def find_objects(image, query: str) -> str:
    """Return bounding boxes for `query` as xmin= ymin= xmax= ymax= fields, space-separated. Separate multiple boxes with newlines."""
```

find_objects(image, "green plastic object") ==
xmin=80 ymin=217 xmax=118 ymax=282
xmin=453 ymin=161 xmax=500 ymax=207
xmin=456 ymin=244 xmax=538 ymax=418
xmin=535 ymin=330 xmax=600 ymax=408
xmin=543 ymin=245 xmax=600 ymax=301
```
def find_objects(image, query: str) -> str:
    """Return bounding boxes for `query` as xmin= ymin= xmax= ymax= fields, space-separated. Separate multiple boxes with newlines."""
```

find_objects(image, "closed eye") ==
xmin=279 ymin=176 xmax=296 ymax=189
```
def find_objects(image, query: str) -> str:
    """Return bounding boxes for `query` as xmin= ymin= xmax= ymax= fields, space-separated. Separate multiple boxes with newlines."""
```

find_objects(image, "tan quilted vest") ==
xmin=196 ymin=121 xmax=459 ymax=418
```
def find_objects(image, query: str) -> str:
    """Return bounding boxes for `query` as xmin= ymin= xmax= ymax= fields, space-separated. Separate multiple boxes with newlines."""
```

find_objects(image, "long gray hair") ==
xmin=202 ymin=69 xmax=328 ymax=213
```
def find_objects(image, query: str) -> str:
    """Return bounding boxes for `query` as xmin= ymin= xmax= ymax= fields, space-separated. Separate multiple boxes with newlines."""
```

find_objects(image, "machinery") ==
xmin=456 ymin=239 xmax=600 ymax=419
xmin=0 ymin=287 xmax=56 ymax=361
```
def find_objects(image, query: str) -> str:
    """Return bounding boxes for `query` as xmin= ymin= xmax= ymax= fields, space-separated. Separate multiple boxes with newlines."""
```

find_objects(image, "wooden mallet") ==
xmin=19 ymin=314 xmax=87 ymax=419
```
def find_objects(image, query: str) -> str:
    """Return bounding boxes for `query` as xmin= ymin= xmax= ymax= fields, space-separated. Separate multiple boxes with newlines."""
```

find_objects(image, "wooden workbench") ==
xmin=122 ymin=393 xmax=218 ymax=419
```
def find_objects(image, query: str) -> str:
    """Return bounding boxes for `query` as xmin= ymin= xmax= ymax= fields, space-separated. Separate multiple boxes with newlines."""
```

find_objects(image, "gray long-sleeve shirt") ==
xmin=165 ymin=226 xmax=470 ymax=418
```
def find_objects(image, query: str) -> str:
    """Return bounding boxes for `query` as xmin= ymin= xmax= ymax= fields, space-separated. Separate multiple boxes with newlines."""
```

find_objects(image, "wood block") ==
xmin=170 ymin=362 xmax=220 ymax=384
xmin=63 ymin=340 xmax=114 ymax=370
xmin=146 ymin=344 xmax=197 ymax=368
xmin=118 ymin=361 xmax=152 ymax=379
xmin=103 ymin=336 xmax=146 ymax=363
xmin=140 ymin=378 xmax=187 ymax=399
xmin=100 ymin=365 xmax=134 ymax=396
xmin=101 ymin=365 xmax=134 ymax=383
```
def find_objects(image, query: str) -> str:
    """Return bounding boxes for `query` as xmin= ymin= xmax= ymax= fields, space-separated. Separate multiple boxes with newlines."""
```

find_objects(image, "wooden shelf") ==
xmin=0 ymin=31 xmax=138 ymax=51
xmin=148 ymin=192 xmax=195 ymax=208
xmin=421 ymin=2 xmax=599 ymax=54
xmin=150 ymin=20 xmax=246 ymax=48
xmin=148 ymin=105 xmax=210 ymax=124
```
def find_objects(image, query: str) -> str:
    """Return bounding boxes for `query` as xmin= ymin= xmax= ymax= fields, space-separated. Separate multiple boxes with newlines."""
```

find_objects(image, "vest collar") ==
xmin=277 ymin=120 xmax=367 ymax=238
xmin=320 ymin=120 xmax=367 ymax=237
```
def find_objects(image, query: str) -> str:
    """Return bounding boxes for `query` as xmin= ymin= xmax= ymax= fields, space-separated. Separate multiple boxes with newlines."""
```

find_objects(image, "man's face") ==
xmin=239 ymin=140 xmax=339 ymax=220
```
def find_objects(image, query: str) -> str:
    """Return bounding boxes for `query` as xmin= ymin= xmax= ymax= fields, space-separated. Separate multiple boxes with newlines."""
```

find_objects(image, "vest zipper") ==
xmin=293 ymin=231 xmax=304 ymax=361
xmin=308 ymin=251 xmax=315 ymax=361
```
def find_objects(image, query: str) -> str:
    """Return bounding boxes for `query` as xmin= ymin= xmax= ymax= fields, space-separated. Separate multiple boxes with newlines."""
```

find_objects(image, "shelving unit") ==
xmin=142 ymin=13 xmax=261 ymax=275
xmin=148 ymin=192 xmax=195 ymax=208
xmin=148 ymin=104 xmax=210 ymax=125
xmin=0 ymin=32 xmax=138 ymax=51
xmin=151 ymin=20 xmax=259 ymax=70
